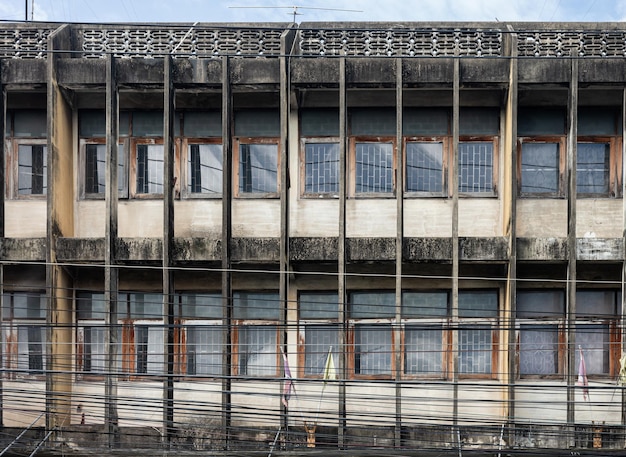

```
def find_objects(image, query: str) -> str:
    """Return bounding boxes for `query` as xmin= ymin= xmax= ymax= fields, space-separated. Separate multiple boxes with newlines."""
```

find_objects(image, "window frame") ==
xmin=516 ymin=289 xmax=621 ymax=379
xmin=300 ymin=137 xmax=341 ymax=198
xmin=576 ymin=136 xmax=622 ymax=198
xmin=7 ymin=138 xmax=48 ymax=200
xmin=457 ymin=136 xmax=499 ymax=197
xmin=129 ymin=138 xmax=177 ymax=199
xmin=180 ymin=137 xmax=223 ymax=199
xmin=78 ymin=138 xmax=129 ymax=200
xmin=403 ymin=136 xmax=449 ymax=197
xmin=517 ymin=137 xmax=567 ymax=198
xmin=233 ymin=137 xmax=281 ymax=198
xmin=349 ymin=136 xmax=397 ymax=198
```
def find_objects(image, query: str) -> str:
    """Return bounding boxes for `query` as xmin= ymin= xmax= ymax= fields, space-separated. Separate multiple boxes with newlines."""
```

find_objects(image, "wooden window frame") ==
xmin=231 ymin=323 xmax=280 ymax=377
xmin=403 ymin=136 xmax=449 ymax=197
xmin=233 ymin=137 xmax=281 ymax=199
xmin=181 ymin=137 xmax=223 ymax=199
xmin=349 ymin=136 xmax=397 ymax=198
xmin=517 ymin=137 xmax=567 ymax=198
xmin=299 ymin=137 xmax=341 ymax=198
xmin=576 ymin=136 xmax=622 ymax=198
xmin=6 ymin=138 xmax=48 ymax=200
xmin=457 ymin=136 xmax=499 ymax=198
xmin=79 ymin=138 xmax=129 ymax=200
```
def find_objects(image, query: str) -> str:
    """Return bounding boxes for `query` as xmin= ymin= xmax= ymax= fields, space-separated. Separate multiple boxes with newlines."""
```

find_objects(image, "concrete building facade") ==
xmin=1 ymin=20 xmax=626 ymax=452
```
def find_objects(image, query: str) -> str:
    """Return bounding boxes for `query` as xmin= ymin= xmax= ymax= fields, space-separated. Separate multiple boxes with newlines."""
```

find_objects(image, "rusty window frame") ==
xmin=348 ymin=137 xmax=397 ymax=198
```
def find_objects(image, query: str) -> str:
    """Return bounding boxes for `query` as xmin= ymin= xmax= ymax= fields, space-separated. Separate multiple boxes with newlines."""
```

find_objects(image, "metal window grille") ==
xmin=406 ymin=142 xmax=444 ymax=193
xmin=304 ymin=325 xmax=339 ymax=375
xmin=576 ymin=143 xmax=609 ymax=195
xmin=355 ymin=143 xmax=394 ymax=193
xmin=404 ymin=326 xmax=443 ymax=375
xmin=305 ymin=142 xmax=339 ymax=194
xmin=354 ymin=325 xmax=392 ymax=375
xmin=459 ymin=142 xmax=493 ymax=193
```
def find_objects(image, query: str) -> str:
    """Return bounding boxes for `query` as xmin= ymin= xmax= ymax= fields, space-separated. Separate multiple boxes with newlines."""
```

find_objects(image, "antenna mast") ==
xmin=229 ymin=5 xmax=362 ymax=23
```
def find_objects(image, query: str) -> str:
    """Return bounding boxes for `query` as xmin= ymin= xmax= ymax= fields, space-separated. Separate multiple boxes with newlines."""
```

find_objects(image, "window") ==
xmin=82 ymin=142 xmax=128 ymax=197
xmin=350 ymin=291 xmax=395 ymax=377
xmin=2 ymin=291 xmax=46 ymax=378
xmin=233 ymin=292 xmax=280 ymax=376
xmin=518 ymin=108 xmax=566 ymax=197
xmin=182 ymin=111 xmax=223 ymax=198
xmin=299 ymin=292 xmax=339 ymax=377
xmin=77 ymin=292 xmax=223 ymax=378
xmin=404 ymin=108 xmax=498 ymax=197
xmin=344 ymin=289 xmax=498 ymax=379
xmin=234 ymin=110 xmax=280 ymax=197
xmin=517 ymin=290 xmax=620 ymax=377
xmin=134 ymin=143 xmax=164 ymax=195
xmin=301 ymin=109 xmax=340 ymax=196
xmin=576 ymin=107 xmax=621 ymax=197
xmin=6 ymin=110 xmax=47 ymax=199
xmin=405 ymin=141 xmax=445 ymax=194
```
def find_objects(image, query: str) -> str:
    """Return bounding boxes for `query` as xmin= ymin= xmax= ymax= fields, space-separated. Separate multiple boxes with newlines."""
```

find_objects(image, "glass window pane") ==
xmin=577 ymin=290 xmax=618 ymax=317
xmin=133 ymin=112 xmax=163 ymax=137
xmin=405 ymin=326 xmax=443 ymax=375
xmin=403 ymin=108 xmax=448 ymax=135
xmin=13 ymin=292 xmax=45 ymax=319
xmin=460 ymin=108 xmax=499 ymax=135
xmin=188 ymin=144 xmax=223 ymax=194
xmin=17 ymin=326 xmax=46 ymax=374
xmin=18 ymin=145 xmax=47 ymax=195
xmin=84 ymin=144 xmax=127 ymax=195
xmin=187 ymin=326 xmax=222 ymax=376
xmin=301 ymin=109 xmax=339 ymax=137
xmin=135 ymin=325 xmax=164 ymax=375
xmin=77 ymin=292 xmax=106 ymax=320
xmin=304 ymin=142 xmax=339 ymax=194
xmin=521 ymin=143 xmax=559 ymax=194
xmin=459 ymin=326 xmax=492 ymax=374
xmin=233 ymin=292 xmax=280 ymax=320
xmin=402 ymin=291 xmax=448 ymax=318
xmin=519 ymin=324 xmax=559 ymax=375
xmin=578 ymin=108 xmax=619 ymax=136
xmin=518 ymin=108 xmax=566 ymax=135
xmin=458 ymin=290 xmax=497 ymax=318
xmin=351 ymin=108 xmax=396 ymax=136
xmin=235 ymin=110 xmax=280 ymax=137
xmin=13 ymin=111 xmax=47 ymax=137
xmin=355 ymin=143 xmax=394 ymax=193
xmin=84 ymin=326 xmax=107 ymax=373
xmin=350 ymin=292 xmax=395 ymax=319
xmin=180 ymin=293 xmax=222 ymax=319
xmin=239 ymin=143 xmax=278 ymax=194
xmin=300 ymin=293 xmax=338 ymax=319
xmin=576 ymin=143 xmax=609 ymax=195
xmin=355 ymin=325 xmax=392 ymax=375
xmin=459 ymin=142 xmax=493 ymax=193
xmin=239 ymin=326 xmax=276 ymax=376
xmin=136 ymin=144 xmax=164 ymax=194
xmin=517 ymin=290 xmax=565 ymax=318
xmin=406 ymin=142 xmax=443 ymax=193
xmin=304 ymin=325 xmax=339 ymax=376
xmin=576 ymin=325 xmax=609 ymax=375
xmin=184 ymin=111 xmax=221 ymax=137
xmin=129 ymin=293 xmax=162 ymax=319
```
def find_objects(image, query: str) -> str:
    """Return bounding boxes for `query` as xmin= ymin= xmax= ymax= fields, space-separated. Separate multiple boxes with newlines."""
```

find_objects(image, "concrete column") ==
xmin=504 ymin=26 xmax=519 ymax=434
xmin=338 ymin=57 xmax=347 ymax=449
xmin=46 ymin=24 xmax=74 ymax=434
xmin=104 ymin=54 xmax=120 ymax=447
xmin=451 ymin=57 xmax=460 ymax=437
xmin=220 ymin=55 xmax=233 ymax=450
xmin=566 ymin=59 xmax=578 ymax=430
xmin=394 ymin=56 xmax=403 ymax=448
xmin=162 ymin=55 xmax=176 ymax=445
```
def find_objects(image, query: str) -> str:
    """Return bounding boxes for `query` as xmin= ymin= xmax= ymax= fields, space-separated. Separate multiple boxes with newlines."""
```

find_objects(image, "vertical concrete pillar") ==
xmin=451 ymin=57 xmax=460 ymax=437
xmin=566 ymin=59 xmax=578 ymax=431
xmin=279 ymin=29 xmax=292 ymax=440
xmin=46 ymin=24 xmax=74 ymax=433
xmin=221 ymin=55 xmax=233 ymax=449
xmin=338 ymin=57 xmax=347 ymax=449
xmin=394 ymin=56 xmax=403 ymax=448
xmin=504 ymin=25 xmax=519 ymax=435
xmin=162 ymin=55 xmax=176 ymax=445
xmin=104 ymin=54 xmax=120 ymax=447
xmin=0 ymin=58 xmax=5 ymax=428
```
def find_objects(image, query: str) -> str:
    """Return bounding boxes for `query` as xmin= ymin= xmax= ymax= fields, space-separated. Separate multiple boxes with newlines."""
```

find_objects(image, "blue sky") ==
xmin=0 ymin=0 xmax=625 ymax=24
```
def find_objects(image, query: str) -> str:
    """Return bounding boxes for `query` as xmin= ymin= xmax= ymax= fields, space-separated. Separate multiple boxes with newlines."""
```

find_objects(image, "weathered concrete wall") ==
xmin=174 ymin=200 xmax=222 ymax=238
xmin=232 ymin=200 xmax=280 ymax=237
xmin=458 ymin=199 xmax=501 ymax=237
xmin=404 ymin=200 xmax=453 ymax=237
xmin=291 ymin=200 xmax=340 ymax=237
xmin=3 ymin=381 xmax=46 ymax=426
xmin=118 ymin=201 xmax=164 ymax=238
xmin=75 ymin=201 xmax=106 ymax=237
xmin=346 ymin=200 xmax=397 ymax=238
xmin=4 ymin=201 xmax=47 ymax=237
xmin=516 ymin=200 xmax=568 ymax=237
xmin=576 ymin=199 xmax=622 ymax=238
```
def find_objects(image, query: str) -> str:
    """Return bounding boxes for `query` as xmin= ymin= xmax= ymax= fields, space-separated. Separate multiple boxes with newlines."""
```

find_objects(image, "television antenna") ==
xmin=229 ymin=5 xmax=362 ymax=23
